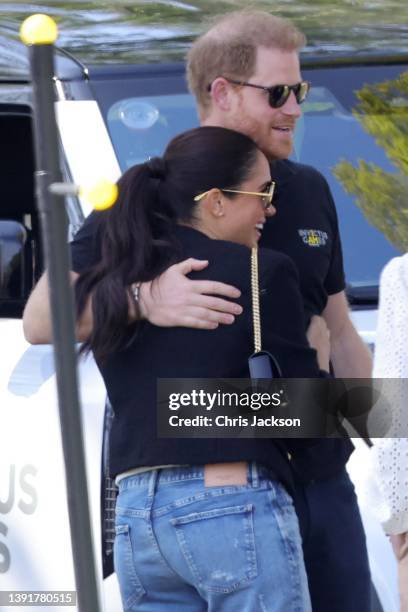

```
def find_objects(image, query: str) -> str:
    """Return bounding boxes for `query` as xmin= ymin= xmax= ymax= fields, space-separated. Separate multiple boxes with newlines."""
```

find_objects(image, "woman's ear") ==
xmin=200 ymin=189 xmax=225 ymax=218
xmin=212 ymin=199 xmax=225 ymax=218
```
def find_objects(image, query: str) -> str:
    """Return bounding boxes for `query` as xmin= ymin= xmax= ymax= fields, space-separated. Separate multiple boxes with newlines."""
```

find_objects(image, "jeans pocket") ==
xmin=114 ymin=524 xmax=146 ymax=611
xmin=170 ymin=503 xmax=258 ymax=593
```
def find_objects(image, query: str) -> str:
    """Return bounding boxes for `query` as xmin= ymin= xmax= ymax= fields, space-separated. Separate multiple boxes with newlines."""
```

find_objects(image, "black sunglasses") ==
xmin=211 ymin=78 xmax=311 ymax=109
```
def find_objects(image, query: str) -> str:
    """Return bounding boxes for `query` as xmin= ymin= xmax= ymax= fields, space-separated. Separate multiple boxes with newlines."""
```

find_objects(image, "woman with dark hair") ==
xmin=74 ymin=126 xmax=328 ymax=611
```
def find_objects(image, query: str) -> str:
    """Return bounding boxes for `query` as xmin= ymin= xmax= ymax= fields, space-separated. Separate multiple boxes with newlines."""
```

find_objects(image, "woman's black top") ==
xmin=71 ymin=223 xmax=325 ymax=493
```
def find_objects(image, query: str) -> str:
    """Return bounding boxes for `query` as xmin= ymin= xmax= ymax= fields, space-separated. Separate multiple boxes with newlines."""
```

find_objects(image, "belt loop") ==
xmin=145 ymin=469 xmax=159 ymax=515
xmin=250 ymin=462 xmax=259 ymax=488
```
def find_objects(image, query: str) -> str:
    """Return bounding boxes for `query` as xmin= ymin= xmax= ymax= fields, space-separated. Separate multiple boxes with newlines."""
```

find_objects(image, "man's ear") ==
xmin=210 ymin=77 xmax=234 ymax=112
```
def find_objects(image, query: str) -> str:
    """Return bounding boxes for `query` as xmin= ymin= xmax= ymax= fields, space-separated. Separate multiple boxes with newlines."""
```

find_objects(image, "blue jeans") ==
xmin=114 ymin=463 xmax=312 ymax=611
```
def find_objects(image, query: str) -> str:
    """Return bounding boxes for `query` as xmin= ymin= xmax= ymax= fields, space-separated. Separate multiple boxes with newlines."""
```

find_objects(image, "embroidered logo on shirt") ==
xmin=298 ymin=229 xmax=328 ymax=247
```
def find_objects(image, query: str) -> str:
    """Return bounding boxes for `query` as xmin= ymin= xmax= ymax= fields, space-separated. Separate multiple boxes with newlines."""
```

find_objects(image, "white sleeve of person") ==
xmin=367 ymin=254 xmax=408 ymax=535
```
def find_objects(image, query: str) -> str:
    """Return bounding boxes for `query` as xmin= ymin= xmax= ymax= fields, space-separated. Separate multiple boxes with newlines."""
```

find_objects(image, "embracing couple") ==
xmin=24 ymin=10 xmax=373 ymax=612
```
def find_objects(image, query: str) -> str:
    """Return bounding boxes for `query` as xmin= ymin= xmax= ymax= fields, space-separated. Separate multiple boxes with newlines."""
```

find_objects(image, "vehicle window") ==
xmin=0 ymin=108 xmax=39 ymax=317
xmin=97 ymin=62 xmax=407 ymax=291
xmin=106 ymin=93 xmax=198 ymax=168
xmin=0 ymin=104 xmax=83 ymax=318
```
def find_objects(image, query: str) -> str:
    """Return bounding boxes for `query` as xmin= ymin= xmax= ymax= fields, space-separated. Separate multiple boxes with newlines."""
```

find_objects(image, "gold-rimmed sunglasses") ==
xmin=194 ymin=181 xmax=276 ymax=211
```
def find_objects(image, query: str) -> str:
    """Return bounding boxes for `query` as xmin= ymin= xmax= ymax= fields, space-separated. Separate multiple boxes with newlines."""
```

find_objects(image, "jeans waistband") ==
xmin=117 ymin=462 xmax=272 ymax=492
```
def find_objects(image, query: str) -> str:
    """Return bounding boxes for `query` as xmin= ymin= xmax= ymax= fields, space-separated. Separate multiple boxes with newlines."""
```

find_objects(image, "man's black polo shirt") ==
xmin=261 ymin=159 xmax=354 ymax=482
xmin=263 ymin=159 xmax=345 ymax=323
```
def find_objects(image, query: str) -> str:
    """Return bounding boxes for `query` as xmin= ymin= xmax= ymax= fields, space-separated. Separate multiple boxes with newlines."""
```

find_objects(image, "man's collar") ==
xmin=270 ymin=159 xmax=299 ymax=186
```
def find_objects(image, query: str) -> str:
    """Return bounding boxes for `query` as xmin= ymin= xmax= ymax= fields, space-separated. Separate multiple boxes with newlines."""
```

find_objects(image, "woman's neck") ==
xmin=177 ymin=220 xmax=220 ymax=241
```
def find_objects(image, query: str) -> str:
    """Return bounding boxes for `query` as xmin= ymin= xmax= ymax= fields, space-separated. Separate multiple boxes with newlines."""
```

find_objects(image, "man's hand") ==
xmin=307 ymin=314 xmax=331 ymax=372
xmin=139 ymin=258 xmax=243 ymax=329
xmin=323 ymin=290 xmax=373 ymax=378
xmin=23 ymin=258 xmax=243 ymax=345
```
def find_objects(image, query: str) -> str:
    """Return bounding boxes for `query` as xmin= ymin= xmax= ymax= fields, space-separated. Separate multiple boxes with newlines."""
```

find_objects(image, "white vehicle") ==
xmin=1 ymin=49 xmax=406 ymax=611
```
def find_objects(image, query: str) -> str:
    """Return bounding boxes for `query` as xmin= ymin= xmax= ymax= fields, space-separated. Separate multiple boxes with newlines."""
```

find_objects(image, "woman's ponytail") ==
xmin=76 ymin=160 xmax=177 ymax=362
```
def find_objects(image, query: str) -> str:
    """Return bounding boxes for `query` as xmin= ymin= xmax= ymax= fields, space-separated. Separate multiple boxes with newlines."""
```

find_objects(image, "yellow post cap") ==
xmin=20 ymin=14 xmax=58 ymax=45
xmin=80 ymin=180 xmax=119 ymax=211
